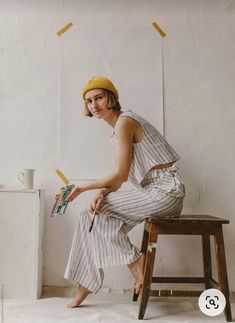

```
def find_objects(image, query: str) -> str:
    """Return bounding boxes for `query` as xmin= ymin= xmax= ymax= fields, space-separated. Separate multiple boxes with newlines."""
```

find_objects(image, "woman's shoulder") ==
xmin=120 ymin=109 xmax=144 ymax=124
xmin=114 ymin=111 xmax=140 ymax=138
xmin=116 ymin=111 xmax=137 ymax=128
xmin=116 ymin=110 xmax=145 ymax=143
xmin=120 ymin=109 xmax=137 ymax=117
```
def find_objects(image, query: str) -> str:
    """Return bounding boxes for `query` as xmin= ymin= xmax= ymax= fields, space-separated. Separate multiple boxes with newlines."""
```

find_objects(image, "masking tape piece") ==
xmin=57 ymin=22 xmax=73 ymax=36
xmin=152 ymin=22 xmax=167 ymax=38
xmin=55 ymin=169 xmax=69 ymax=185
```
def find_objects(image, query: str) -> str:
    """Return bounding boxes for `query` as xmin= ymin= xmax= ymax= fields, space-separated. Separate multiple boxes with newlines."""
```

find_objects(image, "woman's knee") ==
xmin=76 ymin=208 xmax=90 ymax=224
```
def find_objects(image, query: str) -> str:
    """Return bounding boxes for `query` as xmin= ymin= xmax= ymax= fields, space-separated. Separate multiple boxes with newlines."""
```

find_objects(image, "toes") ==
xmin=67 ymin=302 xmax=78 ymax=308
xmin=67 ymin=298 xmax=83 ymax=308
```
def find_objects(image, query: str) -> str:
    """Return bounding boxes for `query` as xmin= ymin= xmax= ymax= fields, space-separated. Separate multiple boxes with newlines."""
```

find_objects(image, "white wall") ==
xmin=0 ymin=0 xmax=235 ymax=291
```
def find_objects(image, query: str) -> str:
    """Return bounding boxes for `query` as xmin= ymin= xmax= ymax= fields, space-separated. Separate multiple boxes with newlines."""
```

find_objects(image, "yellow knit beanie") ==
xmin=82 ymin=76 xmax=119 ymax=99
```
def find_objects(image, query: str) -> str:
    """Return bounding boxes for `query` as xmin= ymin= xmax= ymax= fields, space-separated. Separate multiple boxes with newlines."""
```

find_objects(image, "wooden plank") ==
xmin=152 ymin=276 xmax=205 ymax=283
xmin=202 ymin=235 xmax=212 ymax=289
xmin=149 ymin=290 xmax=202 ymax=297
xmin=209 ymin=278 xmax=219 ymax=288
xmin=138 ymin=223 xmax=159 ymax=319
xmin=156 ymin=223 xmax=220 ymax=235
xmin=133 ymin=226 xmax=149 ymax=302
xmin=214 ymin=226 xmax=232 ymax=321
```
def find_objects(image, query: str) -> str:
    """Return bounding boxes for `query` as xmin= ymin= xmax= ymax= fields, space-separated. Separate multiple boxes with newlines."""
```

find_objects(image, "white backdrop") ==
xmin=1 ymin=0 xmax=235 ymax=292
xmin=61 ymin=24 xmax=163 ymax=179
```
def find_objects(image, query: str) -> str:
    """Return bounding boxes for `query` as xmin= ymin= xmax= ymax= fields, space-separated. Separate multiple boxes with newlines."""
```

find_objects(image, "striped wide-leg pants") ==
xmin=64 ymin=164 xmax=185 ymax=293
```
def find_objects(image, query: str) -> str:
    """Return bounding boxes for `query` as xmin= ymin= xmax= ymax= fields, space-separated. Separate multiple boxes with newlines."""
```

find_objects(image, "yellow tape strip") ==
xmin=55 ymin=169 xmax=69 ymax=185
xmin=152 ymin=22 xmax=166 ymax=38
xmin=57 ymin=22 xmax=73 ymax=36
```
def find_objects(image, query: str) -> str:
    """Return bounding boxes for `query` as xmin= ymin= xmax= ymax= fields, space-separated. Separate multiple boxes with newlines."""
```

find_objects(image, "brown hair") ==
xmin=83 ymin=89 xmax=122 ymax=117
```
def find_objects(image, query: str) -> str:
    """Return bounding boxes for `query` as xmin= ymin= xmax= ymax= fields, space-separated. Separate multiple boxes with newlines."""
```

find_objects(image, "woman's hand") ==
xmin=66 ymin=186 xmax=83 ymax=202
xmin=88 ymin=190 xmax=106 ymax=214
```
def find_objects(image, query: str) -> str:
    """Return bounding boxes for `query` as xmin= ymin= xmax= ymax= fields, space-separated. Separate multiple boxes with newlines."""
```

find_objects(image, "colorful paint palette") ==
xmin=50 ymin=184 xmax=75 ymax=217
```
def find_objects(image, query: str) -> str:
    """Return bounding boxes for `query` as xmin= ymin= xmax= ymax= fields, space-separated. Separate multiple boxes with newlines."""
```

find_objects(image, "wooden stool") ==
xmin=133 ymin=215 xmax=232 ymax=321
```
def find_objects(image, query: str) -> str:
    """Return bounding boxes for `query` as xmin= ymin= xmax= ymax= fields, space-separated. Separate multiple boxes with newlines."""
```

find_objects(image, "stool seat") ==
xmin=147 ymin=214 xmax=229 ymax=224
xmin=133 ymin=214 xmax=232 ymax=321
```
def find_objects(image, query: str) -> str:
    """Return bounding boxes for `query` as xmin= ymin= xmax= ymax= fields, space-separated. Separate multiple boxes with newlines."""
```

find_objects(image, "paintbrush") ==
xmin=89 ymin=210 xmax=97 ymax=233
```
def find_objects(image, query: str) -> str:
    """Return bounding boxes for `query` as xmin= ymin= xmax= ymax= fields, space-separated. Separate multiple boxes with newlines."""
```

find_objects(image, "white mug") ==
xmin=18 ymin=169 xmax=35 ymax=189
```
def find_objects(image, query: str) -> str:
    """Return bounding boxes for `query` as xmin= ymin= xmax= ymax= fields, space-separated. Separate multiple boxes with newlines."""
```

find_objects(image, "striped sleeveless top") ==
xmin=110 ymin=109 xmax=180 ymax=186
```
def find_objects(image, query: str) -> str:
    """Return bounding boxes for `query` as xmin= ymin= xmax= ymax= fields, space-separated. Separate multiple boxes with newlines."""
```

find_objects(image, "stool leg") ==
xmin=214 ymin=226 xmax=232 ymax=322
xmin=133 ymin=221 xmax=149 ymax=302
xmin=201 ymin=235 xmax=212 ymax=289
xmin=138 ymin=223 xmax=159 ymax=320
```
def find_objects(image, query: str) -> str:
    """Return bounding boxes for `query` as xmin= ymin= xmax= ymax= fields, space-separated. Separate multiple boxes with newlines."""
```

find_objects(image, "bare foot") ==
xmin=67 ymin=285 xmax=92 ymax=308
xmin=128 ymin=253 xmax=145 ymax=294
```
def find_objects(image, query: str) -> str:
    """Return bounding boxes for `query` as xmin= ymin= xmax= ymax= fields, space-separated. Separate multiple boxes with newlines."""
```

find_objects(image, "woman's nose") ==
xmin=91 ymin=100 xmax=98 ymax=109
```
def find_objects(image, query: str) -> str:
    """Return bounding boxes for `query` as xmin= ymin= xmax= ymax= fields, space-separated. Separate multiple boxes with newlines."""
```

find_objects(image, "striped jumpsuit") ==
xmin=64 ymin=109 xmax=185 ymax=293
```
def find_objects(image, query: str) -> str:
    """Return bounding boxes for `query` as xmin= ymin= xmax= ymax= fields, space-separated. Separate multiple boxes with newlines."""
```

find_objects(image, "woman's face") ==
xmin=85 ymin=89 xmax=110 ymax=118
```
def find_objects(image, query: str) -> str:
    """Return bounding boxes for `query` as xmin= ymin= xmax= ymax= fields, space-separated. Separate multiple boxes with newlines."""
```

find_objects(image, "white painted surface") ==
xmin=61 ymin=24 xmax=163 ymax=179
xmin=0 ymin=1 xmax=235 ymax=291
xmin=0 ymin=189 xmax=44 ymax=298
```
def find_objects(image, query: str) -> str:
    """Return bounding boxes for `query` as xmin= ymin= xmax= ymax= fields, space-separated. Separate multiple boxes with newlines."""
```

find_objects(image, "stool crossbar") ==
xmin=132 ymin=215 xmax=232 ymax=321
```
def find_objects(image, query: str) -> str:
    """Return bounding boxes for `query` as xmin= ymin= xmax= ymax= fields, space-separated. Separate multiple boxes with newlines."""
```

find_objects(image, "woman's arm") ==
xmin=67 ymin=117 xmax=135 ymax=202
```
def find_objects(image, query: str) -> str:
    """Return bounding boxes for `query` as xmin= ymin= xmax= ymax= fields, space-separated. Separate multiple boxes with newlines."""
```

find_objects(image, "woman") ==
xmin=63 ymin=76 xmax=185 ymax=308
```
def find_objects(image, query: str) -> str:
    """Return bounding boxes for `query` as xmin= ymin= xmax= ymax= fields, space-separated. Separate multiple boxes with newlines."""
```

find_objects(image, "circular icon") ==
xmin=198 ymin=288 xmax=226 ymax=317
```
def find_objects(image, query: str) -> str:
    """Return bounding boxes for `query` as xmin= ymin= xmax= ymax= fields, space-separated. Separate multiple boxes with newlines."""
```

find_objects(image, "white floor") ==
xmin=2 ymin=290 xmax=234 ymax=323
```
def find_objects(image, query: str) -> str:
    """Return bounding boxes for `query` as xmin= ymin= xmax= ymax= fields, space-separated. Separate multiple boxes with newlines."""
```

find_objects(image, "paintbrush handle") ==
xmin=89 ymin=211 xmax=97 ymax=233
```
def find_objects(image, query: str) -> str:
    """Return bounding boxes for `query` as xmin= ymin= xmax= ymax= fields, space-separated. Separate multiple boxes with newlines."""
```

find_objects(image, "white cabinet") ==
xmin=0 ymin=189 xmax=44 ymax=299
